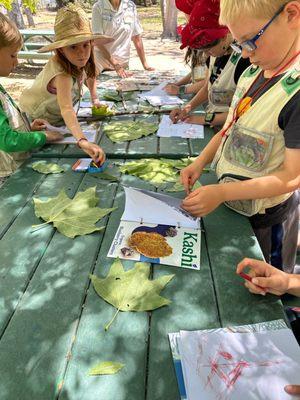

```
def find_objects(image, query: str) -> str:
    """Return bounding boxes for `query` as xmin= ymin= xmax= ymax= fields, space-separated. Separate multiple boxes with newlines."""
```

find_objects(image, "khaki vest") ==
xmin=19 ymin=57 xmax=81 ymax=125
xmin=0 ymin=86 xmax=31 ymax=177
xmin=215 ymin=63 xmax=300 ymax=216
xmin=207 ymin=52 xmax=241 ymax=113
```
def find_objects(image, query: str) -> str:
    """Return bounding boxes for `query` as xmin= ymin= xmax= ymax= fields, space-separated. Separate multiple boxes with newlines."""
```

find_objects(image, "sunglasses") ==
xmin=231 ymin=4 xmax=286 ymax=53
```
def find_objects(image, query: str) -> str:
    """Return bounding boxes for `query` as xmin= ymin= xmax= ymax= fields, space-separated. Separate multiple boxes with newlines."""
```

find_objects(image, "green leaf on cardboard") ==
xmin=103 ymin=121 xmax=158 ymax=143
xmin=90 ymin=259 xmax=174 ymax=330
xmin=88 ymin=361 xmax=124 ymax=376
xmin=102 ymin=90 xmax=133 ymax=102
xmin=32 ymin=161 xmax=64 ymax=174
xmin=32 ymin=186 xmax=116 ymax=238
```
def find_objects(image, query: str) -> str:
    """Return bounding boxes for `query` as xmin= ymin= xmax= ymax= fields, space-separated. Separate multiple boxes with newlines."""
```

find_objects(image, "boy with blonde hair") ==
xmin=180 ymin=0 xmax=300 ymax=273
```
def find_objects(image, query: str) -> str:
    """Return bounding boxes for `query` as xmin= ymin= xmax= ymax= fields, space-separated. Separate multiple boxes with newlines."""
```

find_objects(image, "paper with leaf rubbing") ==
xmin=157 ymin=115 xmax=204 ymax=139
xmin=139 ymin=82 xmax=184 ymax=106
xmin=107 ymin=187 xmax=201 ymax=270
xmin=178 ymin=328 xmax=300 ymax=400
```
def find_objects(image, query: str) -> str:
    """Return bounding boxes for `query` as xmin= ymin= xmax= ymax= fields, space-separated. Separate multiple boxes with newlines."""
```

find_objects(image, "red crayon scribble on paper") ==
xmin=199 ymin=344 xmax=282 ymax=400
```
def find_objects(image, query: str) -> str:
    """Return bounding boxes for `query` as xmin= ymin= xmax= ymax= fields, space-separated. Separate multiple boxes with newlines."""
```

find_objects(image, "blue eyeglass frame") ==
xmin=231 ymin=4 xmax=286 ymax=53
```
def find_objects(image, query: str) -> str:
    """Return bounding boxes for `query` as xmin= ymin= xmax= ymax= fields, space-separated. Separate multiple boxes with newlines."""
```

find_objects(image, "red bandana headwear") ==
xmin=180 ymin=0 xmax=229 ymax=50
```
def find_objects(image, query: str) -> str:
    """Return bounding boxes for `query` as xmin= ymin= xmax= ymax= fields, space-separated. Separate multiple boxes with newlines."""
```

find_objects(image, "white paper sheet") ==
xmin=74 ymin=101 xmax=115 ymax=117
xmin=47 ymin=124 xmax=98 ymax=144
xmin=122 ymin=187 xmax=199 ymax=229
xmin=179 ymin=329 xmax=300 ymax=400
xmin=157 ymin=115 xmax=204 ymax=139
xmin=139 ymin=82 xmax=183 ymax=106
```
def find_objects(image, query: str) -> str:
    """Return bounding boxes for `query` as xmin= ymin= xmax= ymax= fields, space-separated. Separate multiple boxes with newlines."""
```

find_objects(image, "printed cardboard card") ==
xmin=107 ymin=187 xmax=201 ymax=269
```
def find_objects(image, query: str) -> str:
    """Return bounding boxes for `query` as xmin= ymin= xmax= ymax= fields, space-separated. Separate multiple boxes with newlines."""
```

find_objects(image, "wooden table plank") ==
xmin=58 ymin=174 xmax=157 ymax=400
xmin=146 ymin=238 xmax=220 ymax=400
xmin=201 ymin=172 xmax=285 ymax=326
xmin=0 ymin=162 xmax=120 ymax=400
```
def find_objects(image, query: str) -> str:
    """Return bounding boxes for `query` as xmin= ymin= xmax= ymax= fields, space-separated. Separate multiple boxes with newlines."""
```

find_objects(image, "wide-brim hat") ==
xmin=38 ymin=4 xmax=113 ymax=53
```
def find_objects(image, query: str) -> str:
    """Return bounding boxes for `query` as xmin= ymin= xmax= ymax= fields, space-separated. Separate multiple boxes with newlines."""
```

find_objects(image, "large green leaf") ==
xmin=91 ymin=259 xmax=174 ymax=330
xmin=102 ymin=90 xmax=133 ymax=102
xmin=32 ymin=187 xmax=116 ymax=238
xmin=103 ymin=121 xmax=158 ymax=143
xmin=32 ymin=161 xmax=64 ymax=174
xmin=88 ymin=361 xmax=124 ymax=376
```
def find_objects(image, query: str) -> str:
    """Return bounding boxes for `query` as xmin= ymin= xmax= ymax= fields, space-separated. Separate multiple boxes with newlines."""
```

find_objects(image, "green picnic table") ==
xmin=0 ymin=156 xmax=286 ymax=400
xmin=18 ymin=29 xmax=54 ymax=63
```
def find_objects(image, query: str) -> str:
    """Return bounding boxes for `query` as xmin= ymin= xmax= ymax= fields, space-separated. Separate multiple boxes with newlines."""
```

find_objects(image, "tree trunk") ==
xmin=160 ymin=0 xmax=177 ymax=39
xmin=8 ymin=0 xmax=25 ymax=29
xmin=24 ymin=7 xmax=35 ymax=27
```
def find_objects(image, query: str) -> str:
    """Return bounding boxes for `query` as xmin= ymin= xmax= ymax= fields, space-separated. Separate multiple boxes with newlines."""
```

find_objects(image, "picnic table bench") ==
xmin=18 ymin=29 xmax=54 ymax=64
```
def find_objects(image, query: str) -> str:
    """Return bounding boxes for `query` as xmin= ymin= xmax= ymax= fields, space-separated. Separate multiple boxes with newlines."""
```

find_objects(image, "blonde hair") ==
xmin=220 ymin=0 xmax=290 ymax=25
xmin=0 ymin=12 xmax=22 ymax=49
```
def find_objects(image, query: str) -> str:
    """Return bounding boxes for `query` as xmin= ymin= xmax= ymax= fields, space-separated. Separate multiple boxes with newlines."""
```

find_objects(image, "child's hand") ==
xmin=91 ymin=98 xmax=102 ymax=108
xmin=169 ymin=105 xmax=191 ymax=123
xmin=45 ymin=131 xmax=64 ymax=142
xmin=164 ymin=83 xmax=180 ymax=95
xmin=31 ymin=119 xmax=48 ymax=131
xmin=285 ymin=385 xmax=300 ymax=396
xmin=184 ymin=115 xmax=205 ymax=125
xmin=79 ymin=140 xmax=106 ymax=164
xmin=236 ymin=258 xmax=290 ymax=296
xmin=143 ymin=64 xmax=155 ymax=71
xmin=180 ymin=161 xmax=203 ymax=194
xmin=181 ymin=184 xmax=223 ymax=217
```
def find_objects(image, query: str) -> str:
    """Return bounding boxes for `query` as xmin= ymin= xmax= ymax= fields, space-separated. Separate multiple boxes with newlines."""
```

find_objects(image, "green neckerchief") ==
xmin=0 ymin=83 xmax=31 ymax=130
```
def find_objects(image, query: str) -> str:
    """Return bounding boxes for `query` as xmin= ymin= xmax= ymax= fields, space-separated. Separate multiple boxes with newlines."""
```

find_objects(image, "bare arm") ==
xmin=132 ymin=35 xmax=153 ymax=70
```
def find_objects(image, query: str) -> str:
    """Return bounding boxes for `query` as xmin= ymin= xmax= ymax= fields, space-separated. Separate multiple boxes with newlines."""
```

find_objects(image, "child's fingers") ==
xmin=245 ymin=281 xmax=266 ymax=296
xmin=236 ymin=258 xmax=268 ymax=276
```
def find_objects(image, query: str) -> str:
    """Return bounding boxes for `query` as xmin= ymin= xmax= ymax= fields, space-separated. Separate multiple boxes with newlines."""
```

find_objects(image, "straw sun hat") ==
xmin=38 ymin=3 xmax=113 ymax=53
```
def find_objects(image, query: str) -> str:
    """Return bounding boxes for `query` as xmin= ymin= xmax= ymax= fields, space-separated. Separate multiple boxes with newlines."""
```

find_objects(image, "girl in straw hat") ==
xmin=0 ymin=13 xmax=62 ymax=181
xmin=20 ymin=3 xmax=112 ymax=163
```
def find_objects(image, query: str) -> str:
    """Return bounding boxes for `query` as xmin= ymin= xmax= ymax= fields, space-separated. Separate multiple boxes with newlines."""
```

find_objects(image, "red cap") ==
xmin=180 ymin=0 xmax=229 ymax=49
xmin=175 ymin=0 xmax=195 ymax=15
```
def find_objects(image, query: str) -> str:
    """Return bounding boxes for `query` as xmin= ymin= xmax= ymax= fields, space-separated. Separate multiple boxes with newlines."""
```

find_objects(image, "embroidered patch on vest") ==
xmin=230 ymin=52 xmax=240 ymax=65
xmin=281 ymin=71 xmax=300 ymax=96
xmin=242 ymin=65 xmax=260 ymax=78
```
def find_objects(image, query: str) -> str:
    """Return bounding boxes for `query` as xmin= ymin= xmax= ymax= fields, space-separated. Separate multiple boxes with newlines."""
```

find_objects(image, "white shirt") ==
xmin=92 ymin=0 xmax=143 ymax=66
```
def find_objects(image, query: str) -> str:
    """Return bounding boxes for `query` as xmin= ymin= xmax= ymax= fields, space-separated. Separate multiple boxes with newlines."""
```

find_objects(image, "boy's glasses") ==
xmin=231 ymin=4 xmax=285 ymax=53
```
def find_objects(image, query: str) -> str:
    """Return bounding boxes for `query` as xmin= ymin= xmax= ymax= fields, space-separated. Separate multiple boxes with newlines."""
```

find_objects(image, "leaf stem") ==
xmin=31 ymin=221 xmax=51 ymax=230
xmin=105 ymin=307 xmax=121 ymax=331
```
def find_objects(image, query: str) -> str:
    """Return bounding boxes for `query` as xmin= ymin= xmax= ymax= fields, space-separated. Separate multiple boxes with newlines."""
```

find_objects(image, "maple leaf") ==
xmin=90 ymin=259 xmax=174 ymax=330
xmin=32 ymin=161 xmax=64 ymax=174
xmin=102 ymin=121 xmax=158 ymax=143
xmin=88 ymin=361 xmax=124 ymax=376
xmin=32 ymin=187 xmax=116 ymax=238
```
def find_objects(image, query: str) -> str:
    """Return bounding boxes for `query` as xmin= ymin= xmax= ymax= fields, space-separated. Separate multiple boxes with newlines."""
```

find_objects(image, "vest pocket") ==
xmin=218 ymin=173 xmax=260 ymax=216
xmin=223 ymin=125 xmax=274 ymax=173
xmin=209 ymin=88 xmax=235 ymax=107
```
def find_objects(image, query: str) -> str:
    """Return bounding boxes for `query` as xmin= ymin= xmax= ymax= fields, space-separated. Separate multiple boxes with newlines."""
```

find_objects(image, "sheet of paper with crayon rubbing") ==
xmin=175 ymin=327 xmax=300 ymax=400
xmin=107 ymin=187 xmax=201 ymax=269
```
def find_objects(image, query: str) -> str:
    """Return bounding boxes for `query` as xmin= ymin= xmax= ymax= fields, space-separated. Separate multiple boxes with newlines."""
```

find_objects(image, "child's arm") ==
xmin=86 ymin=77 xmax=100 ymax=107
xmin=55 ymin=73 xmax=105 ymax=163
xmin=185 ymin=111 xmax=229 ymax=126
xmin=182 ymin=147 xmax=300 ymax=216
xmin=0 ymin=104 xmax=46 ymax=152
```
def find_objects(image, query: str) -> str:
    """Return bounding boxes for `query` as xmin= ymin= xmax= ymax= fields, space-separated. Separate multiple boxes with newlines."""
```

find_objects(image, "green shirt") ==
xmin=0 ymin=92 xmax=46 ymax=153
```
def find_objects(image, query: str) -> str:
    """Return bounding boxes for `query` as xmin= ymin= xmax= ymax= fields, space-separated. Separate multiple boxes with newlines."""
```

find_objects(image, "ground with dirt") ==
xmin=2 ymin=6 xmax=188 ymax=101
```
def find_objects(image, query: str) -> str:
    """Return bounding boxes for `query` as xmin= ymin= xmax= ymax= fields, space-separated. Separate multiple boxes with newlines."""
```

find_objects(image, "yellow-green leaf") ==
xmin=103 ymin=121 xmax=158 ymax=143
xmin=32 ymin=161 xmax=64 ymax=174
xmin=88 ymin=361 xmax=124 ymax=376
xmin=90 ymin=259 xmax=174 ymax=330
xmin=32 ymin=187 xmax=116 ymax=238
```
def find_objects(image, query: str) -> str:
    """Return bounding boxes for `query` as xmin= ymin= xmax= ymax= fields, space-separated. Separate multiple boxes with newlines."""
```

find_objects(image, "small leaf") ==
xmin=89 ymin=172 xmax=119 ymax=182
xmin=32 ymin=187 xmax=116 ymax=238
xmin=32 ymin=161 xmax=64 ymax=174
xmin=88 ymin=361 xmax=124 ymax=376
xmin=166 ymin=180 xmax=201 ymax=192
xmin=91 ymin=259 xmax=174 ymax=330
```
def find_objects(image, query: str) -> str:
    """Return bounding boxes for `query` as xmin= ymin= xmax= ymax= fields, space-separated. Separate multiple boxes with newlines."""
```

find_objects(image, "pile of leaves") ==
xmin=102 ymin=121 xmax=158 ymax=143
xmin=32 ymin=187 xmax=116 ymax=238
xmin=91 ymin=259 xmax=174 ymax=330
xmin=118 ymin=158 xmax=198 ymax=189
